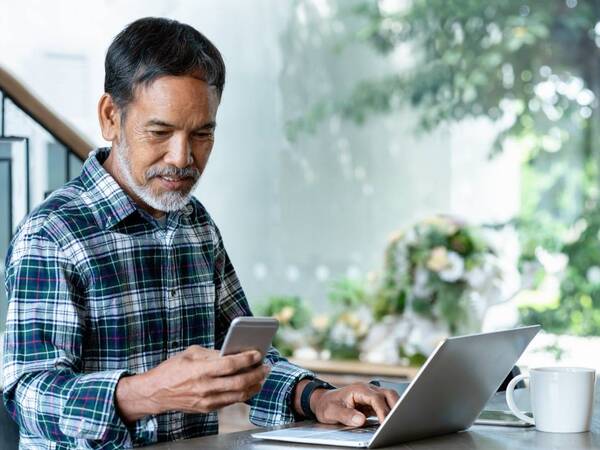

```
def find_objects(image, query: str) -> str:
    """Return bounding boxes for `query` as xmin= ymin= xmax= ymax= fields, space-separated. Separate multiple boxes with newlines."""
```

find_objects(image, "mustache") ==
xmin=145 ymin=165 xmax=201 ymax=181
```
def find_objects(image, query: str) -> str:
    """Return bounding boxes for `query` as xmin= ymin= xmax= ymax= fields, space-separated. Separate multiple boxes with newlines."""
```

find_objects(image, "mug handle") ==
xmin=505 ymin=373 xmax=535 ymax=425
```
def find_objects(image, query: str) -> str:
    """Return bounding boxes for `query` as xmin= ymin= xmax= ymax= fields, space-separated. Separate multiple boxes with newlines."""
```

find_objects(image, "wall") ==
xmin=0 ymin=0 xmax=519 ymax=310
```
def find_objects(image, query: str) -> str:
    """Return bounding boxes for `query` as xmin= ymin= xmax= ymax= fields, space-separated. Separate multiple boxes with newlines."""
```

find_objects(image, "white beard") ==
xmin=114 ymin=138 xmax=200 ymax=213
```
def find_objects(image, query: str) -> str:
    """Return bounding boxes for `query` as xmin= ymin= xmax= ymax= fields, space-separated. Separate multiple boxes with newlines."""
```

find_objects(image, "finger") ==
xmin=214 ymin=364 xmax=270 ymax=394
xmin=232 ymin=364 xmax=270 ymax=389
xmin=222 ymin=381 xmax=263 ymax=404
xmin=323 ymin=403 xmax=366 ymax=427
xmin=184 ymin=345 xmax=218 ymax=359
xmin=355 ymin=404 xmax=377 ymax=418
xmin=246 ymin=382 xmax=263 ymax=398
xmin=208 ymin=350 xmax=262 ymax=376
xmin=187 ymin=385 xmax=261 ymax=413
xmin=381 ymin=388 xmax=400 ymax=410
xmin=349 ymin=389 xmax=390 ymax=424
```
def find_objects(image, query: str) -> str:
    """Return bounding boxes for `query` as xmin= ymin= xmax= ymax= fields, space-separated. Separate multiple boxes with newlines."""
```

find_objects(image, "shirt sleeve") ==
xmin=211 ymin=225 xmax=314 ymax=427
xmin=2 ymin=231 xmax=137 ymax=448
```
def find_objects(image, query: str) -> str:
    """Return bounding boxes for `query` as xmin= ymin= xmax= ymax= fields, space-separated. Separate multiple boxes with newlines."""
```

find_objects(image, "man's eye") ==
xmin=194 ymin=132 xmax=213 ymax=139
xmin=150 ymin=130 xmax=170 ymax=137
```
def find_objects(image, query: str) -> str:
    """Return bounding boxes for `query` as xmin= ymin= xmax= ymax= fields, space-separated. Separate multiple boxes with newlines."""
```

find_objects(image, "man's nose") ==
xmin=163 ymin=135 xmax=193 ymax=169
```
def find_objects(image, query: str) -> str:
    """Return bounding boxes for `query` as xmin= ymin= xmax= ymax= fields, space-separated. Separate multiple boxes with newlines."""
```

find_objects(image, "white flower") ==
xmin=329 ymin=322 xmax=357 ymax=347
xmin=427 ymin=246 xmax=450 ymax=272
xmin=439 ymin=251 xmax=465 ymax=282
xmin=464 ymin=252 xmax=519 ymax=307
xmin=278 ymin=328 xmax=306 ymax=349
xmin=465 ymin=254 xmax=501 ymax=292
xmin=404 ymin=312 xmax=450 ymax=356
xmin=360 ymin=316 xmax=411 ymax=364
xmin=311 ymin=314 xmax=330 ymax=331
xmin=413 ymin=266 xmax=433 ymax=298
xmin=274 ymin=306 xmax=295 ymax=325
xmin=480 ymin=225 xmax=520 ymax=266
xmin=587 ymin=266 xmax=600 ymax=285
xmin=293 ymin=346 xmax=319 ymax=360
xmin=465 ymin=265 xmax=486 ymax=289
xmin=353 ymin=306 xmax=374 ymax=336
xmin=535 ymin=247 xmax=568 ymax=274
xmin=564 ymin=218 xmax=587 ymax=244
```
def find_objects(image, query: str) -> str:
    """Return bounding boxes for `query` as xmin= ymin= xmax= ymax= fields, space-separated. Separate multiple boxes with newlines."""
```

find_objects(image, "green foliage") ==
xmin=257 ymin=295 xmax=311 ymax=329
xmin=288 ymin=0 xmax=600 ymax=336
xmin=328 ymin=278 xmax=369 ymax=309
xmin=372 ymin=286 xmax=405 ymax=321
xmin=290 ymin=0 xmax=600 ymax=151
xmin=521 ymin=206 xmax=600 ymax=334
xmin=399 ymin=347 xmax=428 ymax=366
xmin=257 ymin=296 xmax=312 ymax=356
xmin=323 ymin=340 xmax=362 ymax=360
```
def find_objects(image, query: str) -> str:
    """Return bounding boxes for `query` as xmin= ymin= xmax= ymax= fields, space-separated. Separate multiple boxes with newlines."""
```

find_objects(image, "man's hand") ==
xmin=296 ymin=382 xmax=400 ymax=427
xmin=115 ymin=345 xmax=270 ymax=423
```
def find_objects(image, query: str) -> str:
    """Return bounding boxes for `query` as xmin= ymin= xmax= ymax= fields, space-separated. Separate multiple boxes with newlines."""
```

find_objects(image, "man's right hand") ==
xmin=115 ymin=345 xmax=270 ymax=423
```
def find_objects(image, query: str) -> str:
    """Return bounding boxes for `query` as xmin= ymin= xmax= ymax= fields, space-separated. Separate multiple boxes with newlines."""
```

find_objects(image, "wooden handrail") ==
xmin=0 ymin=65 xmax=93 ymax=160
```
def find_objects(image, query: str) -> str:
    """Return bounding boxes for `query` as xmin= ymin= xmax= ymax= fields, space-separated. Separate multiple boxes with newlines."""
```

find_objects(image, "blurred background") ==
xmin=1 ymin=0 xmax=600 ymax=370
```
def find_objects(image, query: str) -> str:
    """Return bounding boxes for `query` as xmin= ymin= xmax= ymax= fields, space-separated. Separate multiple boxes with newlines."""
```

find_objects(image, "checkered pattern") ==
xmin=3 ymin=148 xmax=312 ymax=449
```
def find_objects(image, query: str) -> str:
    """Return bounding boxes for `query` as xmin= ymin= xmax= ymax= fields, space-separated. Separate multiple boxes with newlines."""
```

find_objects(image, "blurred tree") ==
xmin=287 ymin=0 xmax=600 ymax=334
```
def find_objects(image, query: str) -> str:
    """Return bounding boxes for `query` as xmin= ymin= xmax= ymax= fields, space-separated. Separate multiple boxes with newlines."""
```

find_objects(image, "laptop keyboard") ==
xmin=345 ymin=425 xmax=379 ymax=434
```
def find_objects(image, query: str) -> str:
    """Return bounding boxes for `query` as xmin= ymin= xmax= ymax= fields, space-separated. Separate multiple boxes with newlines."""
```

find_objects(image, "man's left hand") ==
xmin=308 ymin=383 xmax=400 ymax=427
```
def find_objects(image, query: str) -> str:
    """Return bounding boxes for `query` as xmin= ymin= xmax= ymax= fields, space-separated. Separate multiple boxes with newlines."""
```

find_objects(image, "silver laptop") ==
xmin=252 ymin=325 xmax=540 ymax=448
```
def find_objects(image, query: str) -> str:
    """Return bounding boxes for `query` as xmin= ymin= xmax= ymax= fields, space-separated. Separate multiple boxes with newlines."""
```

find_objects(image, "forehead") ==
xmin=129 ymin=75 xmax=220 ymax=124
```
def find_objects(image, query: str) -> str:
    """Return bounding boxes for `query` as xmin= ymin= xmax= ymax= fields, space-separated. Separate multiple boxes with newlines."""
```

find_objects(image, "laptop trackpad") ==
xmin=252 ymin=422 xmax=379 ymax=445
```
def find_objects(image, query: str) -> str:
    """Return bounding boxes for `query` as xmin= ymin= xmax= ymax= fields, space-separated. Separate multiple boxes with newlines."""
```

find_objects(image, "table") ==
xmin=150 ymin=380 xmax=600 ymax=449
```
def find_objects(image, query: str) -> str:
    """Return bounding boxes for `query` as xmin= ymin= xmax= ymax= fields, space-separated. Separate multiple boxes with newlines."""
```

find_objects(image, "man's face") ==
xmin=112 ymin=75 xmax=220 ymax=215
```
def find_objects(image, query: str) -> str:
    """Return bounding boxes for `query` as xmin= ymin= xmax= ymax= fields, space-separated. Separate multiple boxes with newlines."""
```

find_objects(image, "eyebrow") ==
xmin=144 ymin=119 xmax=217 ymax=131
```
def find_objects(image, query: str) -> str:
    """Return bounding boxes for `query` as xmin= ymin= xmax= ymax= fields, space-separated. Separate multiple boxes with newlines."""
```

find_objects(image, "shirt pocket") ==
xmin=181 ymin=281 xmax=216 ymax=350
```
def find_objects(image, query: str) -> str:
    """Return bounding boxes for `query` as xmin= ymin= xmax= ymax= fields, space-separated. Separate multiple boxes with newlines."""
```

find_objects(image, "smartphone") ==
xmin=219 ymin=316 xmax=279 ymax=357
xmin=474 ymin=409 xmax=534 ymax=427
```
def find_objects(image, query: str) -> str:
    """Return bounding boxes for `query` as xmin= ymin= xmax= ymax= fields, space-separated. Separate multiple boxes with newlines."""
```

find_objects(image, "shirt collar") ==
xmin=80 ymin=147 xmax=196 ymax=230
xmin=80 ymin=147 xmax=139 ymax=230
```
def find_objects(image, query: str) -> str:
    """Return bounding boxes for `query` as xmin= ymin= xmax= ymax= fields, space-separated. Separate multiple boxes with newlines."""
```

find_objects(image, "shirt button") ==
xmin=170 ymin=289 xmax=177 ymax=298
xmin=171 ymin=341 xmax=179 ymax=349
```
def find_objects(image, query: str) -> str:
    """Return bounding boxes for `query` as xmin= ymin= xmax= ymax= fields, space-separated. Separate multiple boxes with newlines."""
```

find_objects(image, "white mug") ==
xmin=506 ymin=367 xmax=596 ymax=433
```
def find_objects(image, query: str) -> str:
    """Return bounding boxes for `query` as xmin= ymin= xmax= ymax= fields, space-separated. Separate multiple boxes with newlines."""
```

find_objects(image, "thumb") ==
xmin=326 ymin=404 xmax=366 ymax=427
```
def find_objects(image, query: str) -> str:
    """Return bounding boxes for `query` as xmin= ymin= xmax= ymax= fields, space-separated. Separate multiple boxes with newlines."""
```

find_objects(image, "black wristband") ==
xmin=300 ymin=378 xmax=336 ymax=420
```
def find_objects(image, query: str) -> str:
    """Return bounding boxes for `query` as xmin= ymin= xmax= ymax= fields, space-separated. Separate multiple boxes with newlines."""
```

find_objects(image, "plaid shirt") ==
xmin=3 ymin=148 xmax=312 ymax=449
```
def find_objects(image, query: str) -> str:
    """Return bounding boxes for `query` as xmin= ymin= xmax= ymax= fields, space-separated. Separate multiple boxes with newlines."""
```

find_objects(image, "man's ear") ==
xmin=97 ymin=94 xmax=123 ymax=142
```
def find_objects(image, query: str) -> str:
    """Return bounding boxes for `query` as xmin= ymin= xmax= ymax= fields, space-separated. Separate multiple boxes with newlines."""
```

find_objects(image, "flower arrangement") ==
xmin=375 ymin=216 xmax=514 ymax=333
xmin=364 ymin=216 xmax=519 ymax=364
xmin=259 ymin=216 xmax=519 ymax=365
xmin=317 ymin=279 xmax=374 ymax=360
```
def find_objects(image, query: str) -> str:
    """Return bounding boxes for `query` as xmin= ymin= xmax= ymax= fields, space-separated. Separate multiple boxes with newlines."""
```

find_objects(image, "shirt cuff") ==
xmin=249 ymin=358 xmax=314 ymax=427
xmin=128 ymin=414 xmax=158 ymax=446
xmin=59 ymin=369 xmax=131 ymax=441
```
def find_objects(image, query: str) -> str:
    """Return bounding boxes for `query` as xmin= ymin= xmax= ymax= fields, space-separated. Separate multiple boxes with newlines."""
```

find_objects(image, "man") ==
xmin=3 ymin=17 xmax=399 ymax=449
